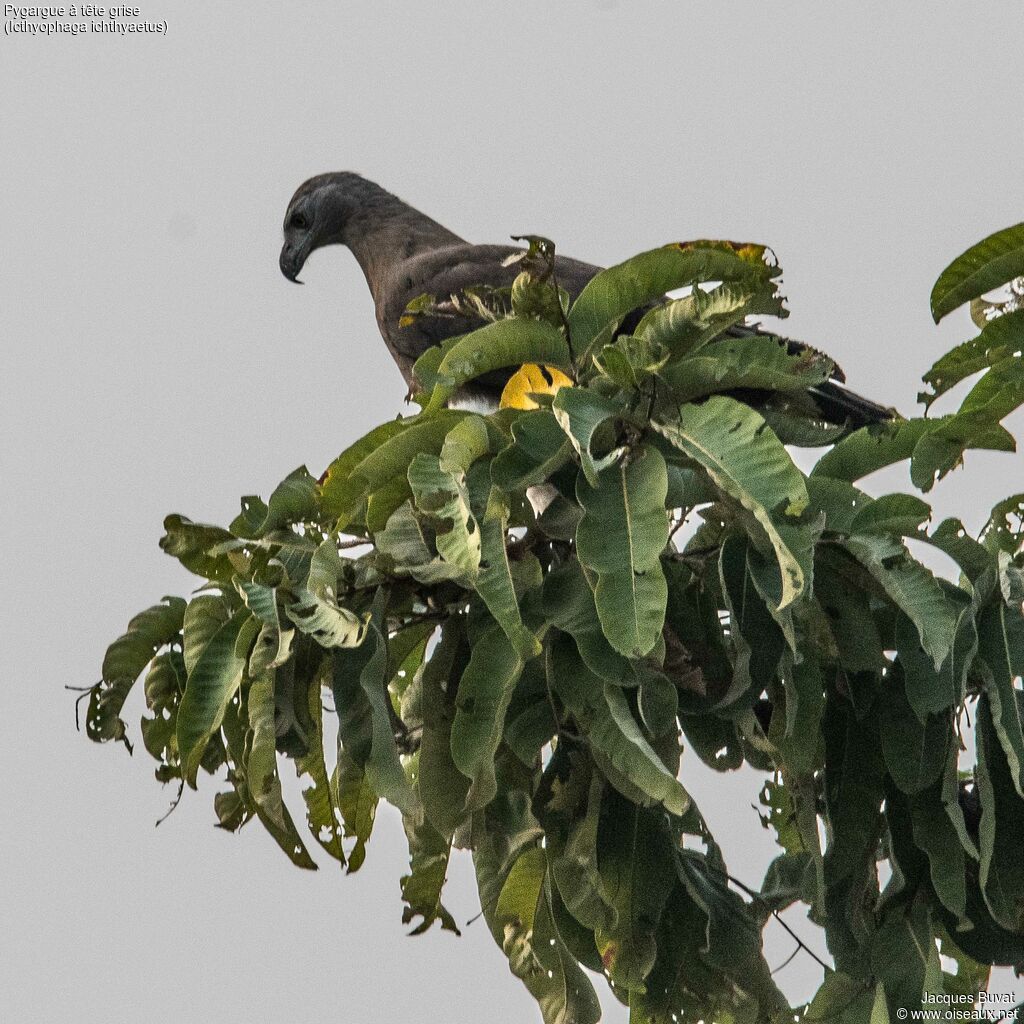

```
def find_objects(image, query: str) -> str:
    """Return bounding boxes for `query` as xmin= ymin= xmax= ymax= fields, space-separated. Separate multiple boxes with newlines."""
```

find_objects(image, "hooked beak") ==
xmin=279 ymin=237 xmax=312 ymax=283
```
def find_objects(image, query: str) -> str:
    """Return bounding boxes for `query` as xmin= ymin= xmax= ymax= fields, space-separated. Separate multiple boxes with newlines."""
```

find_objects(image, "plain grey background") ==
xmin=3 ymin=2 xmax=1024 ymax=1020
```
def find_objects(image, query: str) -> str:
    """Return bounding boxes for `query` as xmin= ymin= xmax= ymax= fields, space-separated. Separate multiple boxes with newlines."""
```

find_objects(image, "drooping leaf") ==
xmin=418 ymin=619 xmax=472 ymax=839
xmin=294 ymin=654 xmax=345 ymax=867
xmin=400 ymin=758 xmax=460 ymax=935
xmin=843 ymin=533 xmax=957 ymax=670
xmin=717 ymin=536 xmax=786 ymax=710
xmin=909 ymin=753 xmax=969 ymax=925
xmin=159 ymin=515 xmax=237 ymax=581
xmin=548 ymin=635 xmax=689 ymax=816
xmin=593 ymin=791 xmax=676 ymax=993
xmin=655 ymin=396 xmax=812 ymax=610
xmin=89 ymin=596 xmax=187 ymax=746
xmin=575 ymin=444 xmax=669 ymax=659
xmin=976 ymin=601 xmax=1024 ymax=797
xmin=334 ymin=748 xmax=377 ymax=872
xmin=551 ymin=386 xmax=627 ymax=488
xmin=675 ymin=850 xmax=790 ymax=1017
xmin=332 ymin=622 xmax=417 ymax=815
xmin=450 ymin=621 xmax=525 ymax=812
xmin=879 ymin=663 xmax=950 ymax=795
xmin=474 ymin=487 xmax=541 ymax=658
xmin=542 ymin=558 xmax=634 ymax=683
xmin=245 ymin=672 xmax=317 ymax=869
xmin=176 ymin=610 xmax=249 ymax=787
xmin=976 ymin=693 xmax=1024 ymax=933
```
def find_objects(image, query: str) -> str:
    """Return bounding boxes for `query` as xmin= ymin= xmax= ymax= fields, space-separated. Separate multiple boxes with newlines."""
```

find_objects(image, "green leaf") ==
xmin=654 ymin=396 xmax=812 ymax=610
xmin=405 ymin=451 xmax=481 ymax=584
xmin=676 ymin=850 xmax=790 ymax=1017
xmin=567 ymin=242 xmax=777 ymax=360
xmin=812 ymin=416 xmax=1012 ymax=488
xmin=659 ymin=333 xmax=833 ymax=404
xmin=319 ymin=418 xmax=413 ymax=522
xmin=548 ymin=775 xmax=617 ymax=934
xmin=418 ymin=619 xmax=471 ymax=839
xmin=531 ymin=877 xmax=603 ymax=1024
xmin=976 ymin=693 xmax=1024 ymax=933
xmin=548 ymin=635 xmax=689 ymax=816
xmin=843 ymin=533 xmax=957 ymax=669
xmin=575 ymin=444 xmax=669 ymax=659
xmin=775 ymin=656 xmax=826 ymax=775
xmin=159 ymin=515 xmax=237 ymax=581
xmin=931 ymin=222 xmax=1024 ymax=322
xmin=474 ymin=487 xmax=541 ymax=658
xmin=486 ymin=845 xmax=602 ymax=1024
xmin=920 ymin=309 xmax=1024 ymax=408
xmin=635 ymin=278 xmax=786 ymax=357
xmin=246 ymin=672 xmax=317 ymax=869
xmin=101 ymin=596 xmax=187 ymax=685
xmin=230 ymin=466 xmax=319 ymax=538
xmin=425 ymin=319 xmax=571 ymax=410
xmin=805 ymin=971 xmax=877 ymax=1023
xmin=718 ymin=536 xmax=786 ymax=709
xmin=490 ymin=410 xmax=571 ymax=492
xmin=593 ymin=792 xmax=676 ymax=992
xmin=176 ymin=610 xmax=248 ymax=787
xmin=870 ymin=892 xmax=936 ymax=1015
xmin=879 ymin=664 xmax=950 ymax=795
xmin=234 ymin=577 xmax=294 ymax=676
xmin=850 ymin=493 xmax=932 ymax=536
xmin=822 ymin=701 xmax=886 ymax=975
xmin=345 ymin=410 xmax=468 ymax=520
xmin=282 ymin=539 xmax=369 ymax=649
xmin=400 ymin=763 xmax=460 ymax=935
xmin=977 ymin=602 xmax=1024 ymax=797
xmin=542 ymin=558 xmax=634 ymax=683
xmin=909 ymin=409 xmax=1019 ymax=493
xmin=331 ymin=623 xmax=417 ymax=815
xmin=551 ymin=386 xmax=627 ymax=488
xmin=909 ymin=755 xmax=969 ymax=925
xmin=450 ymin=622 xmax=525 ymax=811
xmin=334 ymin=748 xmax=377 ymax=872
xmin=295 ymin=655 xmax=346 ymax=867
xmin=89 ymin=596 xmax=186 ymax=746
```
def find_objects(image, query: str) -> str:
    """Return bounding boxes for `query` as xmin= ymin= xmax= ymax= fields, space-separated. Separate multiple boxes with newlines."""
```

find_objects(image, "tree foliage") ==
xmin=83 ymin=224 xmax=1024 ymax=1022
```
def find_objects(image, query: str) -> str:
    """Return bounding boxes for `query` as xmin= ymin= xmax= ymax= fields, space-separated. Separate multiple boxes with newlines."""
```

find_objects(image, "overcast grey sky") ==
xmin=3 ymin=2 xmax=1024 ymax=1021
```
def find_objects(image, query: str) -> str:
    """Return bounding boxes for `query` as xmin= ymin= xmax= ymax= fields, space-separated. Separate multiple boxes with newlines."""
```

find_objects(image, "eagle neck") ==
xmin=343 ymin=193 xmax=464 ymax=306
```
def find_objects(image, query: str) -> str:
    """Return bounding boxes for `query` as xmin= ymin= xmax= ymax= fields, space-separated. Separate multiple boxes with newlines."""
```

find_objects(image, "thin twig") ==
xmin=770 ymin=942 xmax=801 ymax=976
xmin=155 ymin=779 xmax=185 ymax=827
xmin=67 ymin=684 xmax=96 ymax=732
xmin=717 ymin=867 xmax=832 ymax=975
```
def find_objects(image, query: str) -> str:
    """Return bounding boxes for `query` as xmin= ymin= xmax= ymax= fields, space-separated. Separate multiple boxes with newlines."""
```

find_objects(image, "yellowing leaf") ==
xmin=499 ymin=363 xmax=573 ymax=410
